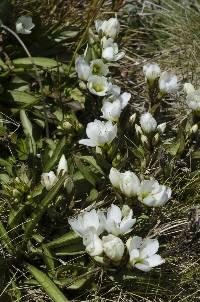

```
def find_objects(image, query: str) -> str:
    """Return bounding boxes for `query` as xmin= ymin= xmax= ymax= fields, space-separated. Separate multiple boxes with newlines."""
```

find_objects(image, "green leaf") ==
xmin=13 ymin=57 xmax=68 ymax=72
xmin=191 ymin=151 xmax=200 ymax=159
xmin=26 ymin=264 xmax=69 ymax=302
xmin=76 ymin=155 xmax=104 ymax=175
xmin=22 ymin=174 xmax=68 ymax=248
xmin=54 ymin=239 xmax=84 ymax=255
xmin=74 ymin=157 xmax=97 ymax=186
xmin=42 ymin=245 xmax=55 ymax=272
xmin=0 ymin=90 xmax=40 ymax=106
xmin=45 ymin=231 xmax=80 ymax=249
xmin=43 ymin=136 xmax=66 ymax=172
xmin=20 ymin=110 xmax=36 ymax=155
xmin=0 ymin=220 xmax=14 ymax=254
xmin=8 ymin=204 xmax=27 ymax=229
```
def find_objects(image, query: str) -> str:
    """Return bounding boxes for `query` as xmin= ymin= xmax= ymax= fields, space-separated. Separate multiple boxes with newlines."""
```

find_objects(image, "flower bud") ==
xmin=129 ymin=113 xmax=136 ymax=124
xmin=183 ymin=83 xmax=195 ymax=95
xmin=135 ymin=124 xmax=142 ymax=136
xmin=140 ymin=112 xmax=157 ymax=134
xmin=159 ymin=71 xmax=178 ymax=94
xmin=119 ymin=171 xmax=140 ymax=197
xmin=57 ymin=154 xmax=68 ymax=176
xmin=143 ymin=63 xmax=161 ymax=82
xmin=190 ymin=124 xmax=198 ymax=133
xmin=102 ymin=234 xmax=124 ymax=262
xmin=109 ymin=167 xmax=121 ymax=189
xmin=157 ymin=122 xmax=166 ymax=134
xmin=41 ymin=171 xmax=58 ymax=191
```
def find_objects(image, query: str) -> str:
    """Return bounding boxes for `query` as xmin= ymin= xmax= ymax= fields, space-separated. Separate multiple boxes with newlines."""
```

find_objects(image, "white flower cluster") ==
xmin=41 ymin=155 xmax=68 ymax=190
xmin=109 ymin=168 xmax=171 ymax=207
xmin=143 ymin=63 xmax=178 ymax=94
xmin=77 ymin=17 xmax=131 ymax=148
xmin=68 ymin=204 xmax=165 ymax=271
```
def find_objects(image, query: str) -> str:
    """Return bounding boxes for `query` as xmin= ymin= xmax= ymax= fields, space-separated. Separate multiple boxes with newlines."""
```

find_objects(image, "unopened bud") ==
xmin=62 ymin=121 xmax=72 ymax=130
xmin=129 ymin=113 xmax=136 ymax=124
xmin=135 ymin=124 xmax=142 ymax=136
xmin=191 ymin=124 xmax=198 ymax=133
xmin=183 ymin=83 xmax=195 ymax=95
xmin=152 ymin=133 xmax=160 ymax=145
xmin=141 ymin=134 xmax=149 ymax=146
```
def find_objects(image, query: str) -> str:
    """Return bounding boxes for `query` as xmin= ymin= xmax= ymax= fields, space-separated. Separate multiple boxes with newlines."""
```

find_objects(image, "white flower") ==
xmin=41 ymin=171 xmax=58 ymax=191
xmin=83 ymin=230 xmax=103 ymax=256
xmin=101 ymin=99 xmax=122 ymax=122
xmin=75 ymin=56 xmax=90 ymax=81
xmin=183 ymin=83 xmax=195 ymax=95
xmin=186 ymin=89 xmax=200 ymax=111
xmin=79 ymin=119 xmax=117 ymax=147
xmin=159 ymin=71 xmax=178 ymax=94
xmin=101 ymin=92 xmax=131 ymax=122
xmin=100 ymin=204 xmax=136 ymax=236
xmin=101 ymin=37 xmax=125 ymax=62
xmin=57 ymin=154 xmax=68 ymax=176
xmin=109 ymin=167 xmax=121 ymax=189
xmin=109 ymin=168 xmax=141 ymax=197
xmin=140 ymin=112 xmax=157 ymax=134
xmin=118 ymin=92 xmax=131 ymax=109
xmin=16 ymin=16 xmax=35 ymax=35
xmin=143 ymin=63 xmax=161 ymax=82
xmin=126 ymin=236 xmax=165 ymax=272
xmin=95 ymin=18 xmax=120 ymax=39
xmin=108 ymin=84 xmax=121 ymax=97
xmin=68 ymin=209 xmax=104 ymax=237
xmin=87 ymin=75 xmax=112 ymax=96
xmin=102 ymin=234 xmax=124 ymax=262
xmin=90 ymin=59 xmax=109 ymax=76
xmin=157 ymin=122 xmax=166 ymax=134
xmin=119 ymin=171 xmax=141 ymax=197
xmin=138 ymin=179 xmax=172 ymax=207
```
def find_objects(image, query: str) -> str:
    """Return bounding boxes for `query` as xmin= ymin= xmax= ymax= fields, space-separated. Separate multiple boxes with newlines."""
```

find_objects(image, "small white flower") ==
xmin=83 ymin=230 xmax=103 ymax=256
xmin=79 ymin=119 xmax=117 ymax=147
xmin=140 ymin=112 xmax=157 ymax=134
xmin=101 ymin=99 xmax=122 ymax=122
xmin=68 ymin=209 xmax=104 ymax=237
xmin=157 ymin=122 xmax=166 ymax=134
xmin=183 ymin=83 xmax=195 ymax=95
xmin=186 ymin=89 xmax=200 ymax=111
xmin=100 ymin=204 xmax=136 ymax=236
xmin=126 ymin=236 xmax=165 ymax=272
xmin=57 ymin=154 xmax=68 ymax=176
xmin=101 ymin=37 xmax=125 ymax=62
xmin=95 ymin=17 xmax=120 ymax=39
xmin=16 ymin=16 xmax=35 ymax=35
xmin=143 ymin=63 xmax=161 ymax=82
xmin=41 ymin=171 xmax=58 ymax=191
xmin=75 ymin=56 xmax=90 ymax=81
xmin=138 ymin=179 xmax=171 ymax=207
xmin=87 ymin=75 xmax=112 ymax=96
xmin=159 ymin=71 xmax=178 ymax=94
xmin=90 ymin=59 xmax=109 ymax=76
xmin=120 ymin=171 xmax=141 ymax=197
xmin=109 ymin=167 xmax=121 ymax=189
xmin=102 ymin=234 xmax=124 ymax=262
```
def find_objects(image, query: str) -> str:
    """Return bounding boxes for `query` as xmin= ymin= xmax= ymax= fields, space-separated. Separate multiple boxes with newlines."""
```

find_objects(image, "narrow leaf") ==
xmin=26 ymin=264 xmax=68 ymax=302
